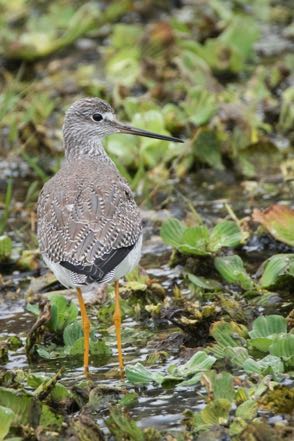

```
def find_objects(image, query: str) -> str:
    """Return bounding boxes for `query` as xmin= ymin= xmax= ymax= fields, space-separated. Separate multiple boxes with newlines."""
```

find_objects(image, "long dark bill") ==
xmin=117 ymin=123 xmax=184 ymax=143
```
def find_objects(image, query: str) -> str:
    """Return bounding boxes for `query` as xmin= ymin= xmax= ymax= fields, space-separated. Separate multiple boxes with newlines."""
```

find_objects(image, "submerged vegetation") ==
xmin=0 ymin=0 xmax=293 ymax=439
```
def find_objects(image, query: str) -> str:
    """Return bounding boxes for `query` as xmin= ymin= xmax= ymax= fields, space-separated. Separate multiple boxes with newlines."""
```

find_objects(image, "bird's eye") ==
xmin=92 ymin=113 xmax=103 ymax=122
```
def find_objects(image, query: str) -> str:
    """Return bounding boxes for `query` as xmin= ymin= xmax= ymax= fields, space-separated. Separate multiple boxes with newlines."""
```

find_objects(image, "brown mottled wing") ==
xmin=37 ymin=158 xmax=142 ymax=282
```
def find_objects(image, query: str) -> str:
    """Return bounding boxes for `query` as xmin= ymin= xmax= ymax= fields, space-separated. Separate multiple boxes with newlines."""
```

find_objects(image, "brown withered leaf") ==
xmin=253 ymin=205 xmax=294 ymax=246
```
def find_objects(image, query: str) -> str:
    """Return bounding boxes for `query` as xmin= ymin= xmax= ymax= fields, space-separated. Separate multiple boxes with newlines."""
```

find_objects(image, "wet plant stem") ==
xmin=0 ymin=178 xmax=13 ymax=235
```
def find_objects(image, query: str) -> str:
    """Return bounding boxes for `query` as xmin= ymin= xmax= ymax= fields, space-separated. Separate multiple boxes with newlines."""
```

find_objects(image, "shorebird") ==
xmin=37 ymin=97 xmax=183 ymax=375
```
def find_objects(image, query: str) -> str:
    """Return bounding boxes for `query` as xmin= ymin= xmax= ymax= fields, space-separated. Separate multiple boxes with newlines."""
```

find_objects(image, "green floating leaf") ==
xmin=214 ymin=255 xmax=254 ymax=290
xmin=225 ymin=347 xmax=250 ymax=367
xmin=111 ymin=23 xmax=143 ymax=50
xmin=2 ymin=2 xmax=128 ymax=61
xmin=106 ymin=407 xmax=145 ymax=441
xmin=90 ymin=339 xmax=112 ymax=357
xmin=106 ymin=23 xmax=143 ymax=86
xmin=229 ymin=417 xmax=248 ymax=437
xmin=249 ymin=337 xmax=273 ymax=353
xmin=63 ymin=322 xmax=83 ymax=347
xmin=126 ymin=351 xmax=216 ymax=387
xmin=64 ymin=321 xmax=111 ymax=357
xmin=174 ymin=351 xmax=216 ymax=378
xmin=203 ymin=371 xmax=235 ymax=402
xmin=0 ymin=405 xmax=15 ymax=441
xmin=50 ymin=383 xmax=72 ymax=403
xmin=48 ymin=295 xmax=79 ymax=333
xmin=219 ymin=16 xmax=259 ymax=70
xmin=27 ymin=373 xmax=49 ymax=389
xmin=187 ymin=273 xmax=221 ymax=290
xmin=39 ymin=404 xmax=63 ymax=429
xmin=161 ymin=218 xmax=246 ymax=257
xmin=260 ymin=254 xmax=294 ymax=288
xmin=249 ymin=315 xmax=287 ymax=339
xmin=160 ymin=218 xmax=185 ymax=249
xmin=118 ymin=392 xmax=138 ymax=409
xmin=106 ymin=48 xmax=141 ymax=87
xmin=160 ymin=218 xmax=210 ymax=256
xmin=243 ymin=355 xmax=284 ymax=377
xmin=209 ymin=321 xmax=247 ymax=359
xmin=210 ymin=321 xmax=247 ymax=347
xmin=125 ymin=363 xmax=164 ymax=385
xmin=192 ymin=129 xmax=223 ymax=170
xmin=65 ymin=337 xmax=83 ymax=356
xmin=182 ymin=87 xmax=218 ymax=126
xmin=26 ymin=303 xmax=40 ymax=316
xmin=183 ymin=16 xmax=259 ymax=74
xmin=249 ymin=315 xmax=288 ymax=352
xmin=243 ymin=358 xmax=263 ymax=375
xmin=180 ymin=226 xmax=210 ymax=255
xmin=37 ymin=347 xmax=57 ymax=359
xmin=236 ymin=400 xmax=257 ymax=420
xmin=176 ymin=372 xmax=203 ymax=387
xmin=208 ymin=221 xmax=244 ymax=252
xmin=193 ymin=399 xmax=232 ymax=432
xmin=0 ymin=387 xmax=40 ymax=426
xmin=201 ymin=398 xmax=231 ymax=424
xmin=171 ymin=352 xmax=216 ymax=386
xmin=269 ymin=334 xmax=294 ymax=361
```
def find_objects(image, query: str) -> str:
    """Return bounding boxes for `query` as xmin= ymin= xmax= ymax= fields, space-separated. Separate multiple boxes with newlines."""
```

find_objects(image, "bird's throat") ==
xmin=64 ymin=136 xmax=107 ymax=160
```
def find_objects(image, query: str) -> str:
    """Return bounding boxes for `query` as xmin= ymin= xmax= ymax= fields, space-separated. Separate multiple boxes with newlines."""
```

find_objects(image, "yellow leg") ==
xmin=113 ymin=280 xmax=124 ymax=376
xmin=77 ymin=288 xmax=90 ymax=375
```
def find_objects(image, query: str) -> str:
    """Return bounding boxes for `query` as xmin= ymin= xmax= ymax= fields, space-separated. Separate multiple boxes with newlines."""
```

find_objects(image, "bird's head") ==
xmin=63 ymin=97 xmax=183 ymax=157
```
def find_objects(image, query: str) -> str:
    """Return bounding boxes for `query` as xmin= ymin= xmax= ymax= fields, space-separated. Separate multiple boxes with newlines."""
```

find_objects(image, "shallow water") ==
xmin=0 ymin=295 xmax=202 ymax=432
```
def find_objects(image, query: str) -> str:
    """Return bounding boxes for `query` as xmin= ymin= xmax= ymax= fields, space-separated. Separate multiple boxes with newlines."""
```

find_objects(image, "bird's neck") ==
xmin=64 ymin=135 xmax=109 ymax=161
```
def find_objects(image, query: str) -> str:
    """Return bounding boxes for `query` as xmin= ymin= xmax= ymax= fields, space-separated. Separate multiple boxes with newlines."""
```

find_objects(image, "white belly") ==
xmin=112 ymin=234 xmax=143 ymax=281
xmin=43 ymin=234 xmax=143 ymax=289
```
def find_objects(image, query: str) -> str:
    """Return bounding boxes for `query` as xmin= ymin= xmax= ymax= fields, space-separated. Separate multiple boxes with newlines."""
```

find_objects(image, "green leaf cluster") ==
xmin=126 ymin=351 xmax=216 ymax=387
xmin=179 ymin=15 xmax=259 ymax=74
xmin=209 ymin=315 xmax=293 ymax=378
xmin=161 ymin=218 xmax=245 ymax=256
xmin=27 ymin=295 xmax=111 ymax=360
xmin=185 ymin=370 xmax=258 ymax=435
xmin=215 ymin=253 xmax=294 ymax=291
